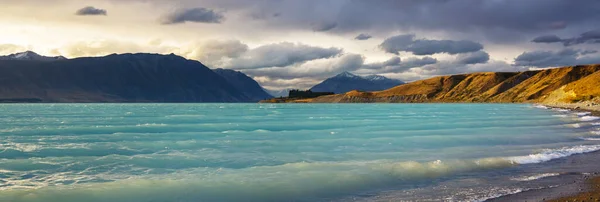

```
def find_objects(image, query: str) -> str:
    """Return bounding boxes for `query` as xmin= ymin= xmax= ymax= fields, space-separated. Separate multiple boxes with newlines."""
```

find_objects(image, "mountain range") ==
xmin=293 ymin=64 xmax=600 ymax=104
xmin=0 ymin=52 xmax=271 ymax=103
xmin=310 ymin=72 xmax=405 ymax=94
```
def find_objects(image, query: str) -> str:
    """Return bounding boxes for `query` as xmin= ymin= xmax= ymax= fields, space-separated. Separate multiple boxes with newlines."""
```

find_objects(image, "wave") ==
xmin=510 ymin=173 xmax=560 ymax=181
xmin=576 ymin=112 xmax=592 ymax=116
xmin=581 ymin=116 xmax=600 ymax=121
xmin=506 ymin=145 xmax=600 ymax=164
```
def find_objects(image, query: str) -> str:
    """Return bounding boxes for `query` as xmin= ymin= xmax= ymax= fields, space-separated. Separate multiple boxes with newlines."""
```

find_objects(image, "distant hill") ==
xmin=0 ymin=51 xmax=66 ymax=61
xmin=292 ymin=64 xmax=600 ymax=104
xmin=213 ymin=68 xmax=272 ymax=102
xmin=0 ymin=52 xmax=262 ymax=103
xmin=310 ymin=72 xmax=405 ymax=94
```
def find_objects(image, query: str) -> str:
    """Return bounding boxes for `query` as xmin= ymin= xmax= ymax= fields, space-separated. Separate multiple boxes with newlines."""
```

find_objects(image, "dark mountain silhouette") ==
xmin=0 ymin=53 xmax=262 ymax=103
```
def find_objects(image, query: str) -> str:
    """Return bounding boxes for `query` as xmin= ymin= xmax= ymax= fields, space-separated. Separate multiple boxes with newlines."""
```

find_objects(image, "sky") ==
xmin=1 ymin=0 xmax=600 ymax=90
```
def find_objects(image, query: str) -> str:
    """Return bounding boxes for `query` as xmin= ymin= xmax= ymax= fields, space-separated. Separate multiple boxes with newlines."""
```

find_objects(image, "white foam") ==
xmin=592 ymin=122 xmax=600 ymax=126
xmin=533 ymin=105 xmax=549 ymax=109
xmin=552 ymin=114 xmax=569 ymax=118
xmin=507 ymin=145 xmax=600 ymax=164
xmin=511 ymin=173 xmax=560 ymax=181
xmin=581 ymin=116 xmax=600 ymax=121
xmin=555 ymin=109 xmax=570 ymax=112
xmin=576 ymin=112 xmax=592 ymax=116
xmin=582 ymin=138 xmax=600 ymax=141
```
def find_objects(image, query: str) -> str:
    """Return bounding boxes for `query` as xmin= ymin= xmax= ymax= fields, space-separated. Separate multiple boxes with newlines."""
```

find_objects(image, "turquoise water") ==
xmin=1 ymin=104 xmax=599 ymax=201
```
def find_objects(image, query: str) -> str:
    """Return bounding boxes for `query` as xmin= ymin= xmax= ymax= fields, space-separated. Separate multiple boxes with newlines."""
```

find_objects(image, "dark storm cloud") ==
xmin=456 ymin=51 xmax=490 ymax=65
xmin=354 ymin=34 xmax=372 ymax=40
xmin=362 ymin=57 xmax=401 ymax=70
xmin=514 ymin=49 xmax=600 ymax=67
xmin=75 ymin=6 xmax=107 ymax=16
xmin=531 ymin=35 xmax=562 ymax=43
xmin=380 ymin=34 xmax=483 ymax=55
xmin=336 ymin=1 xmax=600 ymax=32
xmin=581 ymin=50 xmax=599 ymax=55
xmin=563 ymin=30 xmax=600 ymax=46
xmin=160 ymin=8 xmax=224 ymax=24
xmin=312 ymin=22 xmax=337 ymax=32
xmin=103 ymin=0 xmax=600 ymax=43
xmin=532 ymin=30 xmax=600 ymax=46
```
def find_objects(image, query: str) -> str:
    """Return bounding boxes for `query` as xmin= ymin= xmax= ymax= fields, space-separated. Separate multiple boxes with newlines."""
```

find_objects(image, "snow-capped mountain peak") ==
xmin=363 ymin=75 xmax=388 ymax=81
xmin=334 ymin=71 xmax=360 ymax=79
xmin=0 ymin=51 xmax=66 ymax=61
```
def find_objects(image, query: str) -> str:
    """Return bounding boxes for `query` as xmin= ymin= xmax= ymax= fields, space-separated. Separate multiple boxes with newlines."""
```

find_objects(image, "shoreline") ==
xmin=490 ymin=102 xmax=600 ymax=202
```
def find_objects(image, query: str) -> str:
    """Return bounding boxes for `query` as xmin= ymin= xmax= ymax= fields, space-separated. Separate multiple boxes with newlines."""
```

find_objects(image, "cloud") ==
xmin=243 ymin=53 xmax=364 ymax=79
xmin=160 ymin=8 xmax=224 ymax=24
xmin=362 ymin=57 xmax=401 ymax=70
xmin=513 ymin=48 xmax=600 ymax=67
xmin=581 ymin=50 xmax=599 ymax=55
xmin=416 ymin=60 xmax=523 ymax=77
xmin=75 ymin=6 xmax=107 ymax=16
xmin=182 ymin=40 xmax=249 ymax=67
xmin=0 ymin=44 xmax=27 ymax=55
xmin=455 ymin=51 xmax=490 ymax=65
xmin=564 ymin=30 xmax=600 ymax=46
xmin=358 ymin=56 xmax=438 ymax=74
xmin=253 ymin=76 xmax=320 ymax=91
xmin=312 ymin=22 xmax=337 ymax=32
xmin=380 ymin=34 xmax=483 ymax=55
xmin=354 ymin=34 xmax=372 ymax=40
xmin=531 ymin=30 xmax=600 ymax=46
xmin=229 ymin=0 xmax=600 ymax=43
xmin=531 ymin=35 xmax=562 ymax=43
xmin=215 ymin=42 xmax=343 ymax=70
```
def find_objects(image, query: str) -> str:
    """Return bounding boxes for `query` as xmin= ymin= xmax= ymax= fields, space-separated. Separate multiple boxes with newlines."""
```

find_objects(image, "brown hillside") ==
xmin=544 ymin=68 xmax=600 ymax=103
xmin=304 ymin=64 xmax=600 ymax=103
xmin=490 ymin=65 xmax=600 ymax=102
